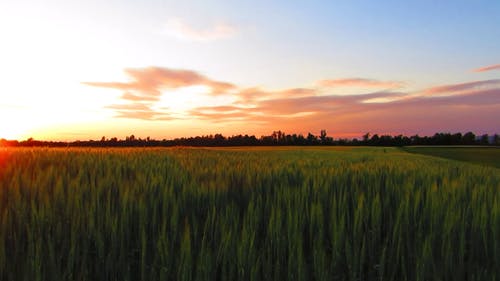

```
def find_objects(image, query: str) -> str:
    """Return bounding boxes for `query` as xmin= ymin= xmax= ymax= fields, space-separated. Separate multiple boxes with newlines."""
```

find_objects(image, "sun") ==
xmin=0 ymin=121 xmax=30 ymax=140
xmin=0 ymin=127 xmax=24 ymax=140
xmin=0 ymin=109 xmax=40 ymax=140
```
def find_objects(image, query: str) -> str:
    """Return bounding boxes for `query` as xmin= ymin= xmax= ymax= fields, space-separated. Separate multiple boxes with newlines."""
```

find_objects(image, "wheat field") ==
xmin=0 ymin=147 xmax=498 ymax=281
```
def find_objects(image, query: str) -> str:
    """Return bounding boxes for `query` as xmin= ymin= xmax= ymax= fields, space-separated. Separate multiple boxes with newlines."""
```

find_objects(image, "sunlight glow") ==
xmin=362 ymin=97 xmax=400 ymax=103
xmin=157 ymin=86 xmax=237 ymax=117
xmin=0 ymin=1 xmax=497 ymax=140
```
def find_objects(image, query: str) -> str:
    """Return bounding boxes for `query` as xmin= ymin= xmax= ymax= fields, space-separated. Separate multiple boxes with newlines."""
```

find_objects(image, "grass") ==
xmin=0 ymin=147 xmax=499 ymax=281
xmin=402 ymin=146 xmax=500 ymax=169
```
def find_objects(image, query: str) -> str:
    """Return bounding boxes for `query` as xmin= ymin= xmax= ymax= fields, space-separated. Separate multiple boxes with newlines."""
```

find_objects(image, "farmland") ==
xmin=402 ymin=146 xmax=500 ymax=169
xmin=0 ymin=147 xmax=499 ymax=281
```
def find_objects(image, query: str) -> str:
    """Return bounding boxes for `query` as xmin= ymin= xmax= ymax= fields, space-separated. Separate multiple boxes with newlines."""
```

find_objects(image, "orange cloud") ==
xmin=422 ymin=79 xmax=500 ymax=95
xmin=105 ymin=103 xmax=152 ymax=111
xmin=114 ymin=110 xmax=173 ymax=121
xmin=317 ymin=78 xmax=404 ymax=89
xmin=121 ymin=92 xmax=160 ymax=102
xmin=191 ymin=91 xmax=404 ymax=122
xmin=84 ymin=66 xmax=235 ymax=99
xmin=190 ymin=85 xmax=499 ymax=137
xmin=236 ymin=87 xmax=316 ymax=104
xmin=473 ymin=64 xmax=500 ymax=72
xmin=83 ymin=66 xmax=499 ymax=137
xmin=83 ymin=66 xmax=236 ymax=121
xmin=106 ymin=103 xmax=172 ymax=121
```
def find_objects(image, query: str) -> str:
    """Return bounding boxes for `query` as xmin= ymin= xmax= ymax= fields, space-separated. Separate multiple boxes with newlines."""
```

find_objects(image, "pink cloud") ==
xmin=114 ymin=110 xmax=173 ymax=121
xmin=83 ymin=66 xmax=236 ymax=120
xmin=104 ymin=103 xmax=172 ymax=121
xmin=83 ymin=66 xmax=499 ymax=137
xmin=105 ymin=103 xmax=152 ymax=111
xmin=191 ymin=91 xmax=404 ymax=121
xmin=236 ymin=87 xmax=316 ymax=104
xmin=422 ymin=79 xmax=500 ymax=95
xmin=473 ymin=64 xmax=500 ymax=72
xmin=121 ymin=92 xmax=160 ymax=102
xmin=190 ymin=84 xmax=499 ymax=137
xmin=317 ymin=78 xmax=404 ymax=89
xmin=83 ymin=66 xmax=235 ymax=99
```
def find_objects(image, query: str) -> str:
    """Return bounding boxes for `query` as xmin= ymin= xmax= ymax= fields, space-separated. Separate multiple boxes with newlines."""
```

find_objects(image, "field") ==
xmin=402 ymin=146 xmax=500 ymax=169
xmin=0 ymin=147 xmax=499 ymax=281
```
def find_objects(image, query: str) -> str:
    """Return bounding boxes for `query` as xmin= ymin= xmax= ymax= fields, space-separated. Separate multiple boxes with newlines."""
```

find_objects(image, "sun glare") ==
xmin=1 ymin=121 xmax=28 ymax=140
xmin=0 ymin=105 xmax=82 ymax=141
xmin=157 ymin=85 xmax=237 ymax=117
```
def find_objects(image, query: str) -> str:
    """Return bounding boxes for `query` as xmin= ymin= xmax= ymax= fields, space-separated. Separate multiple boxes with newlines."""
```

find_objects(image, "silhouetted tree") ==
xmin=307 ymin=133 xmax=318 ymax=145
xmin=451 ymin=133 xmax=462 ymax=145
xmin=493 ymin=134 xmax=500 ymax=145
xmin=363 ymin=133 xmax=370 ymax=144
xmin=5 ymin=130 xmax=499 ymax=147
xmin=320 ymin=130 xmax=327 ymax=143
xmin=480 ymin=134 xmax=489 ymax=145
xmin=370 ymin=134 xmax=380 ymax=145
xmin=462 ymin=132 xmax=476 ymax=145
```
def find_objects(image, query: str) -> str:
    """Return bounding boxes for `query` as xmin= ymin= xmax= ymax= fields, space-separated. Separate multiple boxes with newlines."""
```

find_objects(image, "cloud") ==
xmin=106 ymin=103 xmax=173 ymax=121
xmin=105 ymin=103 xmax=152 ymax=111
xmin=164 ymin=18 xmax=237 ymax=41
xmin=334 ymin=89 xmax=500 ymax=136
xmin=191 ymin=91 xmax=405 ymax=121
xmin=473 ymin=64 xmax=500 ymax=72
xmin=317 ymin=78 xmax=404 ymax=89
xmin=114 ymin=110 xmax=173 ymax=121
xmin=189 ymin=81 xmax=499 ymax=136
xmin=83 ymin=66 xmax=236 ymax=120
xmin=278 ymin=88 xmax=317 ymax=98
xmin=236 ymin=87 xmax=316 ymax=104
xmin=255 ymin=92 xmax=392 ymax=114
xmin=84 ymin=67 xmax=235 ymax=99
xmin=422 ymin=79 xmax=500 ymax=95
xmin=121 ymin=92 xmax=160 ymax=102
xmin=83 ymin=67 xmax=499 ymax=136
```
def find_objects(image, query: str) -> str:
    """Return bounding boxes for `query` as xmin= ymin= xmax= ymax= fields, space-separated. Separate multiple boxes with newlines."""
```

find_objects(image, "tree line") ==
xmin=1 ymin=131 xmax=499 ymax=147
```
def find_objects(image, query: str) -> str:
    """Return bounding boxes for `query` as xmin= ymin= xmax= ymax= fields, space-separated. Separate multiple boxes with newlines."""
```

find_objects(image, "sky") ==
xmin=0 ymin=0 xmax=499 ymax=140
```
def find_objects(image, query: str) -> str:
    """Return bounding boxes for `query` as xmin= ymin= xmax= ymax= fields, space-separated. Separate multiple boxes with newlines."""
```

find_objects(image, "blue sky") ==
xmin=0 ymin=0 xmax=498 ymax=140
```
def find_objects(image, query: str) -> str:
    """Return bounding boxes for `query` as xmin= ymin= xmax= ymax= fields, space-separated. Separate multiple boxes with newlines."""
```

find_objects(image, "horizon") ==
xmin=1 ymin=130 xmax=497 ymax=144
xmin=1 ymin=1 xmax=499 ymax=140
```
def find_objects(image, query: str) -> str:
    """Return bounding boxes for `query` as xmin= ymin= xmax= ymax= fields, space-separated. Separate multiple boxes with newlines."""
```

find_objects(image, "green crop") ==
xmin=0 ymin=147 xmax=498 ymax=280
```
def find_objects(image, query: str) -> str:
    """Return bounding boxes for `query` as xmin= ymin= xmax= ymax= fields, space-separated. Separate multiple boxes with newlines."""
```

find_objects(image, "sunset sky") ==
xmin=1 ymin=0 xmax=499 ymax=140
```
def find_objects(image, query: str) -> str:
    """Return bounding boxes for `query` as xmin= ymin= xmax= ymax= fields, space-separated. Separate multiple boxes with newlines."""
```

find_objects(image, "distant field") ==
xmin=402 ymin=146 xmax=500 ymax=169
xmin=0 ymin=147 xmax=498 ymax=281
